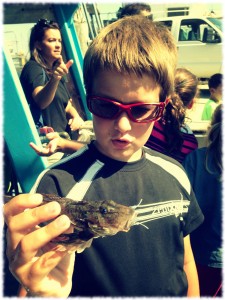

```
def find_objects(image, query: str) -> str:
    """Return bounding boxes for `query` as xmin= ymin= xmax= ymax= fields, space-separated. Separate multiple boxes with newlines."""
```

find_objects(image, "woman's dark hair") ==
xmin=205 ymin=104 xmax=222 ymax=179
xmin=29 ymin=19 xmax=60 ymax=71
xmin=162 ymin=68 xmax=199 ymax=153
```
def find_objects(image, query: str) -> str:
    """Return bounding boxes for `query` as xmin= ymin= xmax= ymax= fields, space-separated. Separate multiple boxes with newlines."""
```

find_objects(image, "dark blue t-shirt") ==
xmin=20 ymin=59 xmax=71 ymax=133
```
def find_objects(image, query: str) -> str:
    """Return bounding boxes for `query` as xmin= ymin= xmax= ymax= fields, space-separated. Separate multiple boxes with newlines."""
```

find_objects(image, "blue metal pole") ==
xmin=3 ymin=47 xmax=48 ymax=192
xmin=53 ymin=4 xmax=92 ymax=120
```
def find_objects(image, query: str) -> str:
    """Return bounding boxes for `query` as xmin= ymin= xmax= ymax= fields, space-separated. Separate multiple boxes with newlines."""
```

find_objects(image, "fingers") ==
xmin=52 ymin=58 xmax=73 ymax=78
xmin=30 ymin=134 xmax=61 ymax=156
xmin=28 ymin=249 xmax=70 ymax=283
xmin=4 ymin=193 xmax=74 ymax=298
xmin=29 ymin=142 xmax=46 ymax=156
xmin=29 ymin=142 xmax=51 ymax=156
xmin=29 ymin=142 xmax=40 ymax=152
xmin=15 ymin=250 xmax=75 ymax=297
xmin=8 ymin=201 xmax=61 ymax=233
xmin=4 ymin=194 xmax=43 ymax=220
xmin=65 ymin=59 xmax=73 ymax=69
xmin=68 ymin=116 xmax=84 ymax=131
xmin=47 ymin=139 xmax=59 ymax=153
xmin=5 ymin=198 xmax=64 ymax=254
xmin=16 ymin=215 xmax=71 ymax=264
xmin=46 ymin=132 xmax=60 ymax=139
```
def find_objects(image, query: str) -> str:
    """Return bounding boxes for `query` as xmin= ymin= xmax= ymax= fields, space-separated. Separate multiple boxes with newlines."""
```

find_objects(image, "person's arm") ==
xmin=65 ymin=99 xmax=85 ymax=131
xmin=3 ymin=194 xmax=74 ymax=297
xmin=183 ymin=235 xmax=200 ymax=297
xmin=32 ymin=57 xmax=73 ymax=110
xmin=30 ymin=132 xmax=85 ymax=156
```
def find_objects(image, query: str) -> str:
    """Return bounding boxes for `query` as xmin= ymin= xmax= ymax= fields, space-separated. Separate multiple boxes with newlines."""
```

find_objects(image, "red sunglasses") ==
xmin=87 ymin=96 xmax=169 ymax=123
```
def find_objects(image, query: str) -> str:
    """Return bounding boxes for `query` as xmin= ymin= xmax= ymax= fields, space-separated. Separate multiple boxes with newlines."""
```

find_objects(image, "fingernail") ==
xmin=45 ymin=202 xmax=60 ymax=214
xmin=29 ymin=193 xmax=43 ymax=203
xmin=55 ymin=215 xmax=70 ymax=228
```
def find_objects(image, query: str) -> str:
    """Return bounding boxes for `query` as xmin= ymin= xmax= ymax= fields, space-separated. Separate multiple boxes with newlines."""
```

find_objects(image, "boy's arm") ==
xmin=183 ymin=235 xmax=200 ymax=297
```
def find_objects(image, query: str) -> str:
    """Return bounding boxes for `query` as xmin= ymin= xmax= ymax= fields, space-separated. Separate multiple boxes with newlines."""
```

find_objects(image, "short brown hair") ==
xmin=116 ymin=3 xmax=151 ymax=19
xmin=83 ymin=15 xmax=177 ymax=102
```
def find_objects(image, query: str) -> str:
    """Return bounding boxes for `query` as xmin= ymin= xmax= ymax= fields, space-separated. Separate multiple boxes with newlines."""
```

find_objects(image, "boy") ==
xmin=201 ymin=73 xmax=222 ymax=120
xmin=116 ymin=2 xmax=152 ymax=20
xmin=4 ymin=16 xmax=203 ymax=297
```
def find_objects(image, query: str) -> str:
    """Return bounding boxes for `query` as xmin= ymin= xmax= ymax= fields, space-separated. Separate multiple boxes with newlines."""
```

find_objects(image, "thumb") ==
xmin=66 ymin=59 xmax=73 ymax=69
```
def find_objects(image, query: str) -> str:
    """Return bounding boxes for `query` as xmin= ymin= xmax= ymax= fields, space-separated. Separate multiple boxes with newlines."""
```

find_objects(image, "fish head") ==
xmin=87 ymin=200 xmax=137 ymax=236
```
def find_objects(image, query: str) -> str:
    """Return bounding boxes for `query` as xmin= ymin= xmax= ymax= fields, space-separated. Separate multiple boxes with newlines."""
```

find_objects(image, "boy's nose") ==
xmin=114 ymin=112 xmax=132 ymax=132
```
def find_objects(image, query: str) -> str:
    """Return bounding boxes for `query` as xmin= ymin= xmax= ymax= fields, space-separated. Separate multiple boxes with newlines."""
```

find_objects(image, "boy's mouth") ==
xmin=111 ymin=139 xmax=131 ymax=148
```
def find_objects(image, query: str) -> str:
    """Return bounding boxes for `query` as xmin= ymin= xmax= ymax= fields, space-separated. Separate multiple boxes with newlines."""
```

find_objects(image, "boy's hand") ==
xmin=3 ymin=193 xmax=74 ymax=297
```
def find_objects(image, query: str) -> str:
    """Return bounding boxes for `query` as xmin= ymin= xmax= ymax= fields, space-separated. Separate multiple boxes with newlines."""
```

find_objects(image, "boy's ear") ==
xmin=209 ymin=87 xmax=215 ymax=95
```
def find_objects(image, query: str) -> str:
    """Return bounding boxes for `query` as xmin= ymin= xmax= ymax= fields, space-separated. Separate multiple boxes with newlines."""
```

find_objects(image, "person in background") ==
xmin=4 ymin=16 xmax=203 ymax=297
xmin=183 ymin=104 xmax=222 ymax=297
xmin=145 ymin=68 xmax=199 ymax=163
xmin=29 ymin=121 xmax=94 ymax=157
xmin=116 ymin=2 xmax=152 ymax=20
xmin=201 ymin=73 xmax=222 ymax=120
xmin=20 ymin=19 xmax=84 ymax=140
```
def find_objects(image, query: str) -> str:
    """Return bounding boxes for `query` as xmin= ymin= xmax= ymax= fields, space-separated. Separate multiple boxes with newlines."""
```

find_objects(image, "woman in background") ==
xmin=20 ymin=18 xmax=83 ymax=139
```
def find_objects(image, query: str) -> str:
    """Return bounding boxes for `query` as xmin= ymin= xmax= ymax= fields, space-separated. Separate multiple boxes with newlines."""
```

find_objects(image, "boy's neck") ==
xmin=210 ymin=96 xmax=220 ymax=103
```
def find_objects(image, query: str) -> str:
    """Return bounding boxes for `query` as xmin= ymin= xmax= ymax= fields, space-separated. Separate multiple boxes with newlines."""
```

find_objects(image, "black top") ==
xmin=20 ymin=59 xmax=71 ymax=133
xmin=33 ymin=142 xmax=204 ymax=296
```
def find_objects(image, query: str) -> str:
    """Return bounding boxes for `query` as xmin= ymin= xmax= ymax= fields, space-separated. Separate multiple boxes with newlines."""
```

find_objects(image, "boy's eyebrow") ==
xmin=92 ymin=93 xmax=118 ymax=101
xmin=91 ymin=94 xmax=125 ymax=103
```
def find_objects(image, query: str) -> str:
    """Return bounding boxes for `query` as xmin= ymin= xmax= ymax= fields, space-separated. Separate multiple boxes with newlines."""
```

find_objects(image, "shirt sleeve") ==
xmin=20 ymin=61 xmax=46 ymax=99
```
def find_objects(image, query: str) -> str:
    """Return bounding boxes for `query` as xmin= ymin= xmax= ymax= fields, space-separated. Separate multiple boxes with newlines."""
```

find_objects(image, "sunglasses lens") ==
xmin=131 ymin=105 xmax=161 ymax=121
xmin=130 ymin=105 xmax=157 ymax=121
xmin=89 ymin=98 xmax=120 ymax=118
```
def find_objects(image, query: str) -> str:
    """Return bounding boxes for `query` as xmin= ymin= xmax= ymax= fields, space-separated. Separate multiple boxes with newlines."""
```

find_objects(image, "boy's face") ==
xmin=91 ymin=70 xmax=162 ymax=162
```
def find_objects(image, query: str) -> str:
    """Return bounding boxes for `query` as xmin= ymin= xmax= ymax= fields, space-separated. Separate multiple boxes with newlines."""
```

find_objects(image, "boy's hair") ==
xmin=208 ymin=73 xmax=222 ymax=89
xmin=116 ymin=3 xmax=152 ymax=19
xmin=83 ymin=16 xmax=177 ymax=102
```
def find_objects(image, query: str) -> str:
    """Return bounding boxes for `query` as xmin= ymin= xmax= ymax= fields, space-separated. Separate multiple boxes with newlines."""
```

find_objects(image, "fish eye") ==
xmin=99 ymin=206 xmax=108 ymax=215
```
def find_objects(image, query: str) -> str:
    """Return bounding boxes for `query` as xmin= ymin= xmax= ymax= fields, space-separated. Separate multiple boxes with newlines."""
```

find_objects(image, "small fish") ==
xmin=4 ymin=194 xmax=156 ymax=246
xmin=41 ymin=194 xmax=137 ymax=245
